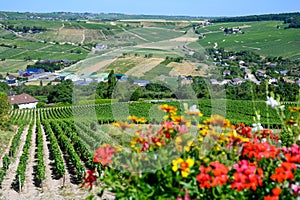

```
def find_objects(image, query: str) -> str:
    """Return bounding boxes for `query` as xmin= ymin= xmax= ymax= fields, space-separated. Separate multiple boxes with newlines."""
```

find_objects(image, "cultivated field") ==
xmin=191 ymin=21 xmax=300 ymax=59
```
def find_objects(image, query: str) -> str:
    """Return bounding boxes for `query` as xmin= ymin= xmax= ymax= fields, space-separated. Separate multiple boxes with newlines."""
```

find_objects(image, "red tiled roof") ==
xmin=8 ymin=93 xmax=38 ymax=105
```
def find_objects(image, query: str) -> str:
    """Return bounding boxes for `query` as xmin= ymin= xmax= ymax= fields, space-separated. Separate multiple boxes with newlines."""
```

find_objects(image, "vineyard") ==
xmin=0 ymin=107 xmax=114 ymax=199
xmin=0 ymin=99 xmax=297 ymax=199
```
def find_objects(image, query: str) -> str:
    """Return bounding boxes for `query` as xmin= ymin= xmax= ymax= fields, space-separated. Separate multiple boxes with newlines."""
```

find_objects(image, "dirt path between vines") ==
xmin=23 ymin=117 xmax=39 ymax=199
xmin=0 ymin=125 xmax=29 ymax=199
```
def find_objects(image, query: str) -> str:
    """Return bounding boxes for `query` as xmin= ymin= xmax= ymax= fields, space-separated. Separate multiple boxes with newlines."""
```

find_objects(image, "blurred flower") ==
xmin=231 ymin=160 xmax=263 ymax=191
xmin=128 ymin=115 xmax=148 ymax=124
xmin=291 ymin=184 xmax=300 ymax=196
xmin=235 ymin=123 xmax=252 ymax=138
xmin=270 ymin=162 xmax=296 ymax=183
xmin=285 ymin=117 xmax=297 ymax=126
xmin=81 ymin=169 xmax=97 ymax=190
xmin=289 ymin=106 xmax=300 ymax=113
xmin=271 ymin=187 xmax=281 ymax=196
xmin=158 ymin=104 xmax=177 ymax=114
xmin=113 ymin=120 xmax=134 ymax=130
xmin=252 ymin=123 xmax=263 ymax=132
xmin=204 ymin=115 xmax=232 ymax=129
xmin=196 ymin=162 xmax=229 ymax=188
xmin=266 ymin=96 xmax=279 ymax=108
xmin=172 ymin=158 xmax=194 ymax=178
xmin=242 ymin=141 xmax=280 ymax=161
xmin=94 ymin=144 xmax=115 ymax=166
xmin=185 ymin=105 xmax=203 ymax=117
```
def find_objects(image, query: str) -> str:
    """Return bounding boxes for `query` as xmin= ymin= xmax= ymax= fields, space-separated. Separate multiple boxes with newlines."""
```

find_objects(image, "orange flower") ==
xmin=289 ymin=106 xmax=300 ymax=112
xmin=272 ymin=187 xmax=282 ymax=196
xmin=113 ymin=120 xmax=134 ymax=130
xmin=128 ymin=116 xmax=147 ymax=124
xmin=204 ymin=115 xmax=232 ymax=128
xmin=94 ymin=144 xmax=115 ymax=166
xmin=158 ymin=104 xmax=177 ymax=114
xmin=264 ymin=196 xmax=278 ymax=200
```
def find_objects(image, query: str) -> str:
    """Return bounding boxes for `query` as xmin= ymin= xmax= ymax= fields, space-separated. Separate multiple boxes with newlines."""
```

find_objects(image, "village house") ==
xmin=8 ymin=93 xmax=39 ymax=109
xmin=296 ymin=79 xmax=300 ymax=87
xmin=223 ymin=70 xmax=231 ymax=76
xmin=6 ymin=75 xmax=18 ymax=86
xmin=231 ymin=78 xmax=243 ymax=85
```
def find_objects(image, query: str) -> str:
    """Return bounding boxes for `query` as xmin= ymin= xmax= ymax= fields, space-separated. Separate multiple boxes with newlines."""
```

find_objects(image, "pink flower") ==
xmin=94 ymin=144 xmax=115 ymax=166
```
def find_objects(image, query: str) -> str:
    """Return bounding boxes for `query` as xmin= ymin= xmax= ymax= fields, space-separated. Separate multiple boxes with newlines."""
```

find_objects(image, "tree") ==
xmin=13 ymin=103 xmax=19 ymax=110
xmin=47 ymin=80 xmax=73 ymax=104
xmin=0 ymin=92 xmax=10 ymax=130
xmin=130 ymin=87 xmax=142 ymax=101
xmin=106 ymin=70 xmax=117 ymax=99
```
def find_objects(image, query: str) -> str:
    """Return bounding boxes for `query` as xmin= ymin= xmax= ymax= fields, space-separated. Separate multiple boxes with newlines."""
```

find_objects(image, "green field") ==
xmin=0 ymin=59 xmax=34 ymax=72
xmin=190 ymin=21 xmax=300 ymax=59
xmin=1 ymin=18 xmax=299 ymax=74
xmin=0 ymin=130 xmax=14 ymax=158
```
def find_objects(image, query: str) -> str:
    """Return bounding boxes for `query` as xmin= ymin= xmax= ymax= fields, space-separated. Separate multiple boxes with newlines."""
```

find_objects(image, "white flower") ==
xmin=189 ymin=105 xmax=199 ymax=112
xmin=252 ymin=123 xmax=263 ymax=132
xmin=266 ymin=96 xmax=279 ymax=108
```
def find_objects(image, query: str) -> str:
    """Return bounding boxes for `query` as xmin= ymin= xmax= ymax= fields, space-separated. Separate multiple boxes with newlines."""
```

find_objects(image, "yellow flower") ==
xmin=198 ymin=137 xmax=203 ymax=142
xmin=172 ymin=158 xmax=194 ymax=178
xmin=158 ymin=104 xmax=177 ymax=114
xmin=113 ymin=121 xmax=134 ymax=130
xmin=137 ymin=117 xmax=147 ymax=124
xmin=200 ymin=129 xmax=208 ymax=136
xmin=285 ymin=116 xmax=297 ymax=126
xmin=204 ymin=115 xmax=232 ymax=129
xmin=184 ymin=140 xmax=194 ymax=152
xmin=289 ymin=106 xmax=300 ymax=113
xmin=172 ymin=158 xmax=183 ymax=172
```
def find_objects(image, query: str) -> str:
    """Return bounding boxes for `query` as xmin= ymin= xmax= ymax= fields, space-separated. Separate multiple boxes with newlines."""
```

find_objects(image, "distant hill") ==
xmin=0 ymin=11 xmax=203 ymax=21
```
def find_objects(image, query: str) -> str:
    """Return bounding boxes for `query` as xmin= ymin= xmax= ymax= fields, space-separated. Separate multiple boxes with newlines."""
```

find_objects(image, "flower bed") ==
xmin=83 ymin=101 xmax=300 ymax=199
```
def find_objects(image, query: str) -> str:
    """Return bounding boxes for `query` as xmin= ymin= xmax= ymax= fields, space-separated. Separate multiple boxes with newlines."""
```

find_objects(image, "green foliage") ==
xmin=47 ymin=80 xmax=73 ymax=104
xmin=0 ymin=92 xmax=10 ymax=129
xmin=106 ymin=70 xmax=117 ymax=99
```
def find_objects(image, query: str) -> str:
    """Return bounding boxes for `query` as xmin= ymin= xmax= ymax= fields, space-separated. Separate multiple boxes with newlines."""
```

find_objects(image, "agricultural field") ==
xmin=0 ymin=59 xmax=34 ymax=73
xmin=0 ymin=98 xmax=298 ymax=199
xmin=190 ymin=21 xmax=300 ymax=59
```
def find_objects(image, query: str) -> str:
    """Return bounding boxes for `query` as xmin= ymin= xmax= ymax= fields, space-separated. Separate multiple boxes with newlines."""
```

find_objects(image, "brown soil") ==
xmin=125 ymin=58 xmax=164 ymax=77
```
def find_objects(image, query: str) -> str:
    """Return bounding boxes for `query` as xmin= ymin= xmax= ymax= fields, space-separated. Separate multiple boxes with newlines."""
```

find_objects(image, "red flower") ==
xmin=81 ymin=169 xmax=97 ymax=190
xmin=272 ymin=187 xmax=282 ymax=196
xmin=94 ymin=144 xmax=115 ymax=166
xmin=270 ymin=162 xmax=296 ymax=183
xmin=235 ymin=123 xmax=252 ymax=138
xmin=242 ymin=141 xmax=280 ymax=161
xmin=196 ymin=162 xmax=228 ymax=189
xmin=264 ymin=196 xmax=279 ymax=200
xmin=231 ymin=160 xmax=263 ymax=191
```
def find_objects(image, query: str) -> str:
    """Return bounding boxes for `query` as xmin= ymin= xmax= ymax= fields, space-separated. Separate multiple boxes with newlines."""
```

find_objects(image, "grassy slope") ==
xmin=0 ymin=130 xmax=14 ymax=158
xmin=190 ymin=21 xmax=300 ymax=59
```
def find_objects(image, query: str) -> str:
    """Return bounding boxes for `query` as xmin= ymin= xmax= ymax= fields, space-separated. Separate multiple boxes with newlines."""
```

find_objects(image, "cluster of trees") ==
xmin=161 ymin=56 xmax=184 ymax=65
xmin=285 ymin=16 xmax=300 ymax=28
xmin=4 ymin=24 xmax=47 ymax=33
xmin=212 ymin=12 xmax=300 ymax=23
xmin=27 ymin=60 xmax=73 ymax=72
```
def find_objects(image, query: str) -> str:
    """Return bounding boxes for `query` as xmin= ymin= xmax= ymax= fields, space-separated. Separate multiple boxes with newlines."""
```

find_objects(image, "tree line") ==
xmin=211 ymin=12 xmax=300 ymax=28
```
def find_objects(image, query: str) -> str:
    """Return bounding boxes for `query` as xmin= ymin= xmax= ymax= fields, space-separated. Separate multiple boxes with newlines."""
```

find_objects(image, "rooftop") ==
xmin=8 ymin=93 xmax=38 ymax=105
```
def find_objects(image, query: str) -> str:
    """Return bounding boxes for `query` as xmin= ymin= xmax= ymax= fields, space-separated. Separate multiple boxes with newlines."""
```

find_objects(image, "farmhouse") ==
xmin=8 ymin=93 xmax=39 ymax=109
xmin=6 ymin=75 xmax=18 ymax=86
xmin=223 ymin=70 xmax=231 ymax=76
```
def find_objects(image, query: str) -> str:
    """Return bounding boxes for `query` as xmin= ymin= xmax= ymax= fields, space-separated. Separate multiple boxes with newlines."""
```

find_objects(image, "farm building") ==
xmin=8 ymin=93 xmax=39 ymax=109
xmin=6 ymin=75 xmax=18 ymax=87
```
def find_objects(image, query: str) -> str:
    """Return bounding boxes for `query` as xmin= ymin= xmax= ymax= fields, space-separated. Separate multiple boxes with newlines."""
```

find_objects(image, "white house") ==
xmin=8 ymin=93 xmax=39 ymax=109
